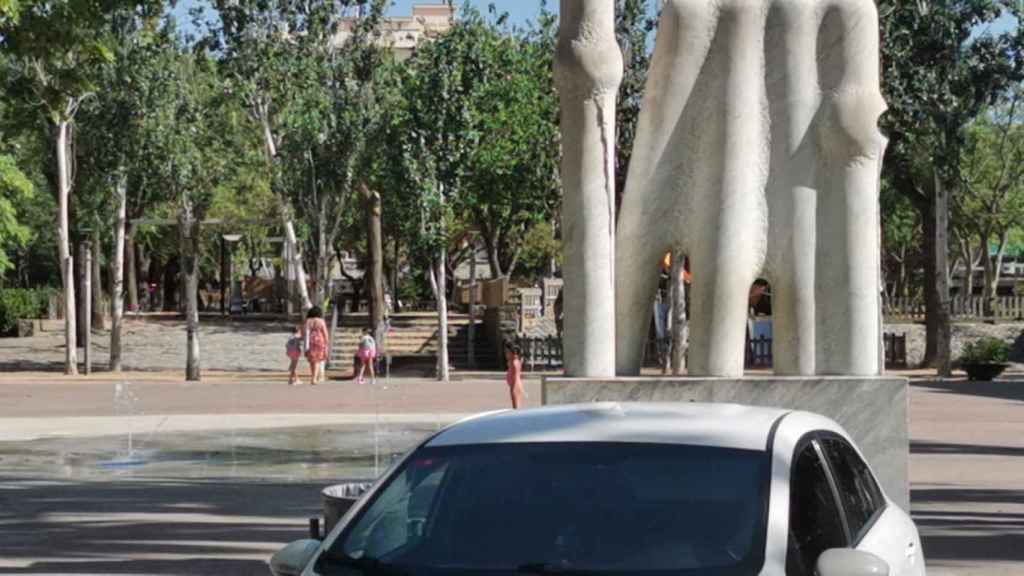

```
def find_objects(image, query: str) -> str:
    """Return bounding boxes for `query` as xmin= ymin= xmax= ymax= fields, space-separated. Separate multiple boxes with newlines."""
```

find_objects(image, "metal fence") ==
xmin=884 ymin=296 xmax=1024 ymax=321
xmin=516 ymin=332 xmax=909 ymax=371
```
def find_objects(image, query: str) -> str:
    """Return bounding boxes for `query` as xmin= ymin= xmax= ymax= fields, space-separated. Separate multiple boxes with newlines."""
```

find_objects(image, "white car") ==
xmin=271 ymin=403 xmax=925 ymax=576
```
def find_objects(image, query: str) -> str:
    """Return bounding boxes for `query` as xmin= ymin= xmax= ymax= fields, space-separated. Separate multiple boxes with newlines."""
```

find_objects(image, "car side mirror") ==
xmin=816 ymin=548 xmax=890 ymax=576
xmin=269 ymin=539 xmax=320 ymax=576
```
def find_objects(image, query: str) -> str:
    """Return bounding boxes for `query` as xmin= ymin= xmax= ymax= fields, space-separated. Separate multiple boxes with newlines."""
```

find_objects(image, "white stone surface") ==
xmin=614 ymin=0 xmax=887 ymax=377
xmin=556 ymin=1 xmax=623 ymax=378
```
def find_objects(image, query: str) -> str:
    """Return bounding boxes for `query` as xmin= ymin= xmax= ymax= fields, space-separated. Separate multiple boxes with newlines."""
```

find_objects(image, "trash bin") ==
xmin=322 ymin=482 xmax=374 ymax=535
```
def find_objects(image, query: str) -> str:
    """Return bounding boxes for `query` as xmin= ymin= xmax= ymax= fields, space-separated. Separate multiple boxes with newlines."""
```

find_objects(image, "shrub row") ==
xmin=0 ymin=288 xmax=53 ymax=335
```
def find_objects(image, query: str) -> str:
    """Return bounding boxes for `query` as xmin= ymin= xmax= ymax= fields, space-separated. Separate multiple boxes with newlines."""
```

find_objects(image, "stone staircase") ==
xmin=329 ymin=312 xmax=498 ymax=370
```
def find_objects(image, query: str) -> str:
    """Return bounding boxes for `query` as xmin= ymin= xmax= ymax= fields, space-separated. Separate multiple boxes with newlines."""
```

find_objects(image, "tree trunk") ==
xmin=82 ymin=243 xmax=92 ymax=375
xmin=179 ymin=212 xmax=201 ymax=382
xmin=315 ymin=207 xmax=329 ymax=309
xmin=76 ymin=241 xmax=89 ymax=345
xmin=670 ymin=251 xmax=688 ymax=375
xmin=56 ymin=120 xmax=78 ymax=375
xmin=985 ymin=230 xmax=1009 ymax=311
xmin=484 ymin=232 xmax=503 ymax=279
xmin=436 ymin=246 xmax=450 ymax=382
xmin=283 ymin=215 xmax=312 ymax=313
xmin=125 ymin=223 xmax=138 ymax=313
xmin=260 ymin=112 xmax=312 ymax=313
xmin=468 ymin=238 xmax=477 ymax=370
xmin=364 ymin=185 xmax=386 ymax=349
xmin=110 ymin=175 xmax=127 ymax=372
xmin=921 ymin=173 xmax=952 ymax=376
xmin=91 ymin=230 xmax=106 ymax=330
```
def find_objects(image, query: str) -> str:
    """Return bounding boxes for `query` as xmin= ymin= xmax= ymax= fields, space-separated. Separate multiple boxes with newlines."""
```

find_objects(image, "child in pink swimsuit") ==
xmin=506 ymin=345 xmax=524 ymax=409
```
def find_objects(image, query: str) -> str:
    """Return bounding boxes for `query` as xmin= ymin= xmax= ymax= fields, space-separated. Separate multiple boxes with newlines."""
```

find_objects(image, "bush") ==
xmin=0 ymin=288 xmax=52 ymax=335
xmin=960 ymin=337 xmax=1010 ymax=365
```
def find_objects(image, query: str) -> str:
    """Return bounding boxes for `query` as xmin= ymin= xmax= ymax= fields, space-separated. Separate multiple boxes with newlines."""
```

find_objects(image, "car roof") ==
xmin=426 ymin=402 xmax=791 ymax=452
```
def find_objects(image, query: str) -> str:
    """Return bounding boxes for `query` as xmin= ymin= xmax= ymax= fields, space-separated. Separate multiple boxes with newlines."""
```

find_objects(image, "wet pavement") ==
xmin=0 ymin=422 xmax=440 ymax=575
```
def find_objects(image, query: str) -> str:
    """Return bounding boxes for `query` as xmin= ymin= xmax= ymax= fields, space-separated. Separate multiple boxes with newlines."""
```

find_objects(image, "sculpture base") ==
xmin=542 ymin=375 xmax=909 ymax=510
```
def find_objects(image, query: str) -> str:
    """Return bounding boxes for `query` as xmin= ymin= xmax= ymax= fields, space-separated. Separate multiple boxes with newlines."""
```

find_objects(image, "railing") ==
xmin=884 ymin=333 xmax=908 ymax=369
xmin=747 ymin=335 xmax=773 ymax=369
xmin=516 ymin=333 xmax=909 ymax=372
xmin=516 ymin=336 xmax=563 ymax=371
xmin=884 ymin=295 xmax=1024 ymax=321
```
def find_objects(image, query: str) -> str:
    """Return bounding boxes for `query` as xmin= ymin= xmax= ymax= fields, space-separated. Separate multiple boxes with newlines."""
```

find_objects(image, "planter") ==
xmin=962 ymin=363 xmax=1009 ymax=382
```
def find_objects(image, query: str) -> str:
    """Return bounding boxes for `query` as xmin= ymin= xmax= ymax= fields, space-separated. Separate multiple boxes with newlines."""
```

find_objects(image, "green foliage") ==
xmin=880 ymin=0 xmax=1024 ymax=199
xmin=0 ymin=287 xmax=50 ymax=333
xmin=615 ymin=0 xmax=657 ymax=208
xmin=392 ymin=5 xmax=562 ymax=278
xmin=0 ymin=152 xmax=33 ymax=274
xmin=960 ymin=336 xmax=1010 ymax=364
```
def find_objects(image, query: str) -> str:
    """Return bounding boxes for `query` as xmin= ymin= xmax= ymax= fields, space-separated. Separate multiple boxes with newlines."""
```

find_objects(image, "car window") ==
xmin=787 ymin=443 xmax=847 ymax=576
xmin=332 ymin=442 xmax=770 ymax=575
xmin=821 ymin=437 xmax=886 ymax=542
xmin=341 ymin=458 xmax=450 ymax=559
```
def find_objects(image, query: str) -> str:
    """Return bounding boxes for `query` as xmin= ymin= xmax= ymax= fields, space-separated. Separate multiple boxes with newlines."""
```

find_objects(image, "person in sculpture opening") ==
xmin=303 ymin=306 xmax=330 ymax=385
xmin=356 ymin=328 xmax=376 ymax=385
xmin=286 ymin=324 xmax=303 ymax=385
xmin=506 ymin=344 xmax=524 ymax=409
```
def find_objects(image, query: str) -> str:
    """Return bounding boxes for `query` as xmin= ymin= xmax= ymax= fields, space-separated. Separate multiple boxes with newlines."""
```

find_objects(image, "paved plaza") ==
xmin=0 ymin=326 xmax=1021 ymax=574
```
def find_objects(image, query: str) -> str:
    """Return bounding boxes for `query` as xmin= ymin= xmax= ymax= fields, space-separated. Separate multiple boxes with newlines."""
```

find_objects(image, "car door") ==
xmin=785 ymin=439 xmax=848 ymax=576
xmin=819 ymin=435 xmax=924 ymax=576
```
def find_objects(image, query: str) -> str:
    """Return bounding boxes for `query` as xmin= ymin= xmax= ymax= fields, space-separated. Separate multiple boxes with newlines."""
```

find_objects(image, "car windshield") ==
xmin=324 ymin=442 xmax=769 ymax=576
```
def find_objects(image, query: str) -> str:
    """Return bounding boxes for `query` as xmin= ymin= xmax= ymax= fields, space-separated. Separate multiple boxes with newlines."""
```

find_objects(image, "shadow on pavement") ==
xmin=912 ymin=440 xmax=1024 ymax=458
xmin=913 ymin=378 xmax=1024 ymax=404
xmin=914 ymin=488 xmax=1024 ymax=563
xmin=0 ymin=476 xmax=324 ymax=575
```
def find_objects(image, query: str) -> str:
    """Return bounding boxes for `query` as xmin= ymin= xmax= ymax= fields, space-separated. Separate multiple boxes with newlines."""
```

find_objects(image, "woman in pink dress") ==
xmin=303 ymin=306 xmax=330 ymax=385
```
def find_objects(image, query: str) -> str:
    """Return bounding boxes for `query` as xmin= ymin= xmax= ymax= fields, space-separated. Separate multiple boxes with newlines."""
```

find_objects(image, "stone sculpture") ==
xmin=558 ymin=0 xmax=887 ymax=378
xmin=555 ymin=0 xmax=623 ymax=378
xmin=615 ymin=0 xmax=887 ymax=378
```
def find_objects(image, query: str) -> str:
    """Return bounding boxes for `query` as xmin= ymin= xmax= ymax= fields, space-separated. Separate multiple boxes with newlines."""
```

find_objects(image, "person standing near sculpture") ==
xmin=303 ymin=306 xmax=330 ymax=385
xmin=506 ymin=345 xmax=525 ymax=409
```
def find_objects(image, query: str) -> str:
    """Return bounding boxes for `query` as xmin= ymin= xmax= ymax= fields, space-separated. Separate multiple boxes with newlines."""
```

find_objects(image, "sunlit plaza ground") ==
xmin=0 ymin=328 xmax=1022 ymax=575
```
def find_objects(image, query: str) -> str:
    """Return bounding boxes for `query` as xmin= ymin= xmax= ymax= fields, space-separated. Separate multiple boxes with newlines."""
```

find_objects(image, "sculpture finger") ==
xmin=764 ymin=0 xmax=820 ymax=375
xmin=814 ymin=0 xmax=887 ymax=375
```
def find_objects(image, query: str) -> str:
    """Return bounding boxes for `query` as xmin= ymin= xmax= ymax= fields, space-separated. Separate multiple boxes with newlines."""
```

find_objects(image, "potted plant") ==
xmin=959 ymin=337 xmax=1011 ymax=381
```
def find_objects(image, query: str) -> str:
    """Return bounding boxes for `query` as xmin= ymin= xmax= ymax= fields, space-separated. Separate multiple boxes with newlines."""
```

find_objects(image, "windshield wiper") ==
xmin=318 ymin=550 xmax=410 ymax=576
xmin=516 ymin=562 xmax=597 ymax=575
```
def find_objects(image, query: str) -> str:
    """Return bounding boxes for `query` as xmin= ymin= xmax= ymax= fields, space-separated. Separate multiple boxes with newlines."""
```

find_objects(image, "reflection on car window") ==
xmin=821 ymin=438 xmax=885 ymax=541
xmin=786 ymin=444 xmax=846 ymax=576
xmin=331 ymin=442 xmax=769 ymax=575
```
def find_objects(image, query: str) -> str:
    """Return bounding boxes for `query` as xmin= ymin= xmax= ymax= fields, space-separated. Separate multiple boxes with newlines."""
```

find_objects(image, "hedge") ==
xmin=0 ymin=288 xmax=53 ymax=335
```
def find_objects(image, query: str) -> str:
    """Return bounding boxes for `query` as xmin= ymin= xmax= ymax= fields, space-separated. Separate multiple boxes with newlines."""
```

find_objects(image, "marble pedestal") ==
xmin=543 ymin=376 xmax=909 ymax=510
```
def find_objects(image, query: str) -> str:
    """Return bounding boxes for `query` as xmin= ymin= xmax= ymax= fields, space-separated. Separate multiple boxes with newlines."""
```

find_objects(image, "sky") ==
xmin=172 ymin=0 xmax=560 ymax=31
xmin=172 ymin=0 xmax=1016 ymax=39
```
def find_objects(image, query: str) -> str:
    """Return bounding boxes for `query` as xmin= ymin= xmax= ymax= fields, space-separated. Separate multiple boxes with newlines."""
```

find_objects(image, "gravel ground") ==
xmin=0 ymin=317 xmax=300 ymax=373
xmin=886 ymin=322 xmax=1024 ymax=369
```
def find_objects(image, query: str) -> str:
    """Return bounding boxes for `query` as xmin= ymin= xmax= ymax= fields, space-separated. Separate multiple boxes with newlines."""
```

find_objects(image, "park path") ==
xmin=910 ymin=379 xmax=1024 ymax=575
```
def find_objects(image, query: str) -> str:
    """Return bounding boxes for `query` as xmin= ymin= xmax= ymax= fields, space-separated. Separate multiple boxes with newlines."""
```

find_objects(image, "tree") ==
xmin=1 ymin=0 xmax=161 ymax=374
xmin=461 ymin=8 xmax=561 ymax=280
xmin=879 ymin=0 xmax=1024 ymax=375
xmin=212 ymin=0 xmax=375 ymax=314
xmin=77 ymin=14 xmax=174 ymax=370
xmin=143 ymin=38 xmax=234 ymax=381
xmin=955 ymin=90 xmax=1024 ymax=305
